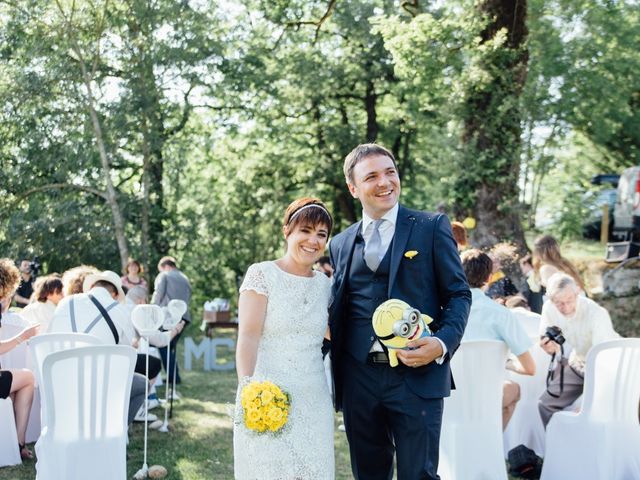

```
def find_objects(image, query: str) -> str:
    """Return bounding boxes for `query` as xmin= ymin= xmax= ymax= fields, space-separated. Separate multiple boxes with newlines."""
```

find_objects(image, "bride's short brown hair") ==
xmin=283 ymin=197 xmax=333 ymax=236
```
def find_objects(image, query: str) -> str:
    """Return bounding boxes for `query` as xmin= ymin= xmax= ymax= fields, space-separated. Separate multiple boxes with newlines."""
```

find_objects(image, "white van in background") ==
xmin=613 ymin=166 xmax=640 ymax=239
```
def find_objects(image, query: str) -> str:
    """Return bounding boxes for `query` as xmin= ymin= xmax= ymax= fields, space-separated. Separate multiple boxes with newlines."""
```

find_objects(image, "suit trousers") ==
xmin=342 ymin=353 xmax=443 ymax=480
xmin=158 ymin=328 xmax=184 ymax=384
xmin=128 ymin=373 xmax=148 ymax=425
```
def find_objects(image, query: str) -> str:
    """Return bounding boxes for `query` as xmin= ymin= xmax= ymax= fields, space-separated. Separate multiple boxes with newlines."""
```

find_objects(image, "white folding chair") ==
xmin=503 ymin=339 xmax=549 ymax=457
xmin=35 ymin=345 xmax=136 ymax=480
xmin=438 ymin=340 xmax=508 ymax=480
xmin=541 ymin=338 xmax=640 ymax=480
xmin=0 ymin=397 xmax=22 ymax=467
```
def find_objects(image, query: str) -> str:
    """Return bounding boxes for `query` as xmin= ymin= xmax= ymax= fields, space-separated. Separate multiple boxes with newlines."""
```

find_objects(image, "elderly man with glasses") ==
xmin=538 ymin=273 xmax=619 ymax=427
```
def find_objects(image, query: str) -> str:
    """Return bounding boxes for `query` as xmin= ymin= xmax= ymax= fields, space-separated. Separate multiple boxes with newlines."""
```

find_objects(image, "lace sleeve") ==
xmin=239 ymin=263 xmax=269 ymax=297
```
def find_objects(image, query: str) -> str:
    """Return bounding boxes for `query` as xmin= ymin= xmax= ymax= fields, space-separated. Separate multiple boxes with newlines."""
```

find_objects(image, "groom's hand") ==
xmin=396 ymin=337 xmax=444 ymax=368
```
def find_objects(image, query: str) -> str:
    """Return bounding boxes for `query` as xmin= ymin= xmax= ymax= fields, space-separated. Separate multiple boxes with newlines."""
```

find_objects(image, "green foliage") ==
xmin=1 ymin=0 xmax=639 ymax=303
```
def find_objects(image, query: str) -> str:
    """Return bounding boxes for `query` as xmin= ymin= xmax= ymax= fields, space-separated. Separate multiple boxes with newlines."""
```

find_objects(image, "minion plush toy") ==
xmin=372 ymin=299 xmax=433 ymax=367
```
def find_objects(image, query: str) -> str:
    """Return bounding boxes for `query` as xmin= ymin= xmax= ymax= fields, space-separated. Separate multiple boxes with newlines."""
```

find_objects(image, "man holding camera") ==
xmin=538 ymin=273 xmax=619 ymax=427
xmin=13 ymin=259 xmax=35 ymax=308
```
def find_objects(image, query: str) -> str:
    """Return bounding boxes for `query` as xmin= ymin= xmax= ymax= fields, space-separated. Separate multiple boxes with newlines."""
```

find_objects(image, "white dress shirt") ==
xmin=49 ymin=287 xmax=135 ymax=346
xmin=539 ymin=295 xmax=619 ymax=370
xmin=361 ymin=203 xmax=399 ymax=262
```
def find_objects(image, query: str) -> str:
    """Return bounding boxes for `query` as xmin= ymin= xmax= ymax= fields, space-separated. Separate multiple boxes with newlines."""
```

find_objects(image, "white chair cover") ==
xmin=0 ymin=397 xmax=22 ymax=467
xmin=25 ymin=387 xmax=42 ymax=444
xmin=29 ymin=333 xmax=104 ymax=388
xmin=0 ymin=319 xmax=30 ymax=369
xmin=28 ymin=333 xmax=104 ymax=432
xmin=35 ymin=345 xmax=136 ymax=480
xmin=438 ymin=340 xmax=508 ymax=480
xmin=2 ymin=316 xmax=43 ymax=444
xmin=510 ymin=308 xmax=541 ymax=338
xmin=503 ymin=339 xmax=549 ymax=457
xmin=541 ymin=338 xmax=640 ymax=480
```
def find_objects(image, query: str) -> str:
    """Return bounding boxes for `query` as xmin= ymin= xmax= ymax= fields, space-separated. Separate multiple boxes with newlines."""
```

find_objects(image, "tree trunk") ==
xmin=55 ymin=0 xmax=130 ymax=268
xmin=126 ymin=10 xmax=172 ymax=265
xmin=364 ymin=79 xmax=378 ymax=142
xmin=76 ymin=52 xmax=130 ymax=268
xmin=458 ymin=0 xmax=529 ymax=250
xmin=140 ymin=118 xmax=152 ymax=271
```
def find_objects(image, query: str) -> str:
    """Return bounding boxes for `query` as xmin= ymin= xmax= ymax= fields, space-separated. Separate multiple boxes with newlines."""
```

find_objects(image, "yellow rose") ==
xmin=246 ymin=407 xmax=260 ymax=422
xmin=260 ymin=389 xmax=274 ymax=405
xmin=241 ymin=383 xmax=261 ymax=407
xmin=268 ymin=407 xmax=284 ymax=423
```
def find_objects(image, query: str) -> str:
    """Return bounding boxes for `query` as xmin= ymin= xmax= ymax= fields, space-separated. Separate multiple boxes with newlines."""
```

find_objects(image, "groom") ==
xmin=329 ymin=144 xmax=471 ymax=480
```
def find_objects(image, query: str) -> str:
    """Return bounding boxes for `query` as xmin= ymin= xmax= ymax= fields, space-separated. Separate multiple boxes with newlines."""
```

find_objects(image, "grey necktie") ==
xmin=364 ymin=219 xmax=384 ymax=271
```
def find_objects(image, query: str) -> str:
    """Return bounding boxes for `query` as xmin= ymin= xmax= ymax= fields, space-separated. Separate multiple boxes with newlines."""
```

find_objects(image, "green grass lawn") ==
xmin=2 ymin=237 xmax=634 ymax=480
xmin=1 ymin=329 xmax=355 ymax=480
xmin=1 ymin=327 xmax=528 ymax=480
xmin=523 ymin=232 xmax=606 ymax=261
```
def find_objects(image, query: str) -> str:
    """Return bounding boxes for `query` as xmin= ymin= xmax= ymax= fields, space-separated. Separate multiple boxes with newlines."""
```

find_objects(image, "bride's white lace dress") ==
xmin=233 ymin=261 xmax=335 ymax=480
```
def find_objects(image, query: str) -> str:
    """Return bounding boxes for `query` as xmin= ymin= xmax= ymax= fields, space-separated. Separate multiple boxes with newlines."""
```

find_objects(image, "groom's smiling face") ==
xmin=348 ymin=154 xmax=400 ymax=219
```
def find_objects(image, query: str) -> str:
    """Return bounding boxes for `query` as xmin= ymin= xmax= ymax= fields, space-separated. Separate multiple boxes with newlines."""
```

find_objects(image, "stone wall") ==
xmin=579 ymin=257 xmax=640 ymax=337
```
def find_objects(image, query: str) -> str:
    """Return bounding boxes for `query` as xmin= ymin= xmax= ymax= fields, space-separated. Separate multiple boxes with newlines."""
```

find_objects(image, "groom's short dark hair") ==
xmin=344 ymin=144 xmax=397 ymax=184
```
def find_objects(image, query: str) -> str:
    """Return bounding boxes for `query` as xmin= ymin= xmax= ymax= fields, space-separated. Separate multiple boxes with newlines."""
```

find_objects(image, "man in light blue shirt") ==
xmin=461 ymin=249 xmax=536 ymax=429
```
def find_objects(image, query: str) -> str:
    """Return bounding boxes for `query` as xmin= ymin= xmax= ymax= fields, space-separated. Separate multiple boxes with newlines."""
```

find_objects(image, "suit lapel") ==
xmin=388 ymin=206 xmax=415 ymax=296
xmin=332 ymin=221 xmax=361 ymax=319
xmin=337 ymin=221 xmax=360 ymax=283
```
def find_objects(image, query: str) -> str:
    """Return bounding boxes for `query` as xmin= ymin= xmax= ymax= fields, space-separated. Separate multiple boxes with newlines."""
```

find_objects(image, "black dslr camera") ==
xmin=544 ymin=325 xmax=565 ymax=345
xmin=29 ymin=256 xmax=41 ymax=277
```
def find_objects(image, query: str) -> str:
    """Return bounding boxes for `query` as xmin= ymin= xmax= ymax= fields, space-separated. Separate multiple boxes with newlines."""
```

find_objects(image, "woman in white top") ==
xmin=20 ymin=275 xmax=64 ymax=332
xmin=0 ymin=258 xmax=39 ymax=459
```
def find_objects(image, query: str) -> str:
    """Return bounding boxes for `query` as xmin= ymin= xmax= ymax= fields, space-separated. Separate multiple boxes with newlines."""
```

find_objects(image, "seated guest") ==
xmin=538 ymin=273 xmax=619 ymax=427
xmin=121 ymin=258 xmax=148 ymax=291
xmin=451 ymin=221 xmax=469 ymax=252
xmin=61 ymin=264 xmax=99 ymax=296
xmin=0 ymin=258 xmax=39 ymax=459
xmin=50 ymin=270 xmax=134 ymax=344
xmin=461 ymin=249 xmax=536 ymax=429
xmin=486 ymin=251 xmax=519 ymax=301
xmin=124 ymin=286 xmax=183 ymax=382
xmin=20 ymin=275 xmax=64 ymax=332
xmin=49 ymin=270 xmax=146 ymax=426
xmin=519 ymin=254 xmax=543 ymax=314
xmin=314 ymin=256 xmax=334 ymax=278
xmin=505 ymin=295 xmax=541 ymax=338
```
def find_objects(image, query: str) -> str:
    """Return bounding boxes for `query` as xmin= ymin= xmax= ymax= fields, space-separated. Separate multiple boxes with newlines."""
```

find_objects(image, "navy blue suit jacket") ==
xmin=328 ymin=205 xmax=471 ymax=410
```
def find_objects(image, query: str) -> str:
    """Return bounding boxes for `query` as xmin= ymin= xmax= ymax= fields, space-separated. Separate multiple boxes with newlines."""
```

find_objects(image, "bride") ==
xmin=234 ymin=197 xmax=335 ymax=480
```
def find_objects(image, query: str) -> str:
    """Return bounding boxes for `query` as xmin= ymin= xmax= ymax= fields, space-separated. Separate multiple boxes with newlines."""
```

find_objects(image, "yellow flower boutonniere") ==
xmin=404 ymin=250 xmax=419 ymax=259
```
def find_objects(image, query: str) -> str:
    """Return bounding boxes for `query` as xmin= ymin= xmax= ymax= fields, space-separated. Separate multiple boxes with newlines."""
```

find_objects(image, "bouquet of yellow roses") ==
xmin=240 ymin=380 xmax=290 ymax=434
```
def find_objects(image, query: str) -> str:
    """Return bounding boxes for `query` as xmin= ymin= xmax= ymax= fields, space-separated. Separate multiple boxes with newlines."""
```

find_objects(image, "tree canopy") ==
xmin=1 ymin=0 xmax=638 ymax=305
